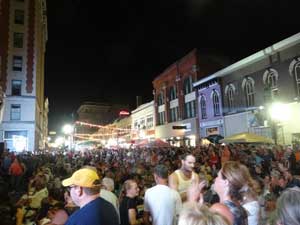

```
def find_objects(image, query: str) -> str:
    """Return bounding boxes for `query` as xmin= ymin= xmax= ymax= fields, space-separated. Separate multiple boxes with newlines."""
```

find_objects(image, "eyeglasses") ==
xmin=67 ymin=185 xmax=77 ymax=192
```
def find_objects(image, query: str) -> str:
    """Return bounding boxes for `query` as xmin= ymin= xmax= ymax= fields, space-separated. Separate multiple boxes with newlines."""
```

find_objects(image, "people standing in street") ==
xmin=119 ymin=179 xmax=143 ymax=225
xmin=169 ymin=153 xmax=199 ymax=202
xmin=144 ymin=164 xmax=182 ymax=225
xmin=62 ymin=168 xmax=119 ymax=225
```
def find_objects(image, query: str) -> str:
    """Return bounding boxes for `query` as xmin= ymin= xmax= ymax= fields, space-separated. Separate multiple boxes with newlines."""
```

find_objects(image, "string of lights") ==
xmin=75 ymin=121 xmax=136 ymax=131
xmin=75 ymin=130 xmax=131 ymax=137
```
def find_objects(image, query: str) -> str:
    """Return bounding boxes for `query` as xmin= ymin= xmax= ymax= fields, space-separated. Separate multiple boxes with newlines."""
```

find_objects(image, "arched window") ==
xmin=227 ymin=85 xmax=234 ymax=111
xmin=243 ymin=78 xmax=255 ymax=107
xmin=264 ymin=69 xmax=279 ymax=98
xmin=267 ymin=71 xmax=278 ymax=89
xmin=295 ymin=62 xmax=300 ymax=96
xmin=200 ymin=95 xmax=207 ymax=119
xmin=212 ymin=90 xmax=220 ymax=116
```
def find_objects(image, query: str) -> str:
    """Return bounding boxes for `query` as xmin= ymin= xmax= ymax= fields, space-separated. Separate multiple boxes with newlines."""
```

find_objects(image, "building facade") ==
xmin=193 ymin=79 xmax=224 ymax=138
xmin=76 ymin=102 xmax=129 ymax=135
xmin=153 ymin=49 xmax=222 ymax=147
xmin=194 ymin=32 xmax=300 ymax=145
xmin=131 ymin=100 xmax=155 ymax=142
xmin=0 ymin=0 xmax=47 ymax=151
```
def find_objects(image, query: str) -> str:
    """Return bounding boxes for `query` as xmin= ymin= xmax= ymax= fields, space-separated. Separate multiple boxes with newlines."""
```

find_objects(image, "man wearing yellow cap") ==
xmin=62 ymin=168 xmax=119 ymax=225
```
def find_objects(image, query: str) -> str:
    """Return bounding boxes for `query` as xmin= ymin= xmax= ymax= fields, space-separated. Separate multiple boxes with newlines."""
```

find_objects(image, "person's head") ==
xmin=181 ymin=153 xmax=196 ymax=172
xmin=178 ymin=203 xmax=230 ymax=225
xmin=214 ymin=161 xmax=253 ymax=202
xmin=62 ymin=168 xmax=101 ymax=207
xmin=101 ymin=177 xmax=114 ymax=192
xmin=119 ymin=179 xmax=139 ymax=201
xmin=274 ymin=187 xmax=300 ymax=225
xmin=153 ymin=164 xmax=168 ymax=182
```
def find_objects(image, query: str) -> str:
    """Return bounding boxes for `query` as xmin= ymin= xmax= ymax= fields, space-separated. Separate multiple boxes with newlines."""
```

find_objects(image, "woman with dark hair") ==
xmin=119 ymin=179 xmax=143 ymax=225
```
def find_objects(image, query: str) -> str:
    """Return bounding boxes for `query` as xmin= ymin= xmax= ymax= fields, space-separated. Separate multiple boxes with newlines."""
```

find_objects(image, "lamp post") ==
xmin=62 ymin=124 xmax=74 ymax=150
xmin=269 ymin=102 xmax=291 ymax=145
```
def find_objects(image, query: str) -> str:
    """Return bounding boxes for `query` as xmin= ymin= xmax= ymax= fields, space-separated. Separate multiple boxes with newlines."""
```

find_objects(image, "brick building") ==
xmin=153 ymin=49 xmax=222 ymax=146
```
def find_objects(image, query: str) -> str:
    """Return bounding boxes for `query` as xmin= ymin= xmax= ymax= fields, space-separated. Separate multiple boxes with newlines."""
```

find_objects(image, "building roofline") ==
xmin=153 ymin=49 xmax=197 ymax=83
xmin=193 ymin=32 xmax=300 ymax=87
xmin=131 ymin=100 xmax=154 ymax=114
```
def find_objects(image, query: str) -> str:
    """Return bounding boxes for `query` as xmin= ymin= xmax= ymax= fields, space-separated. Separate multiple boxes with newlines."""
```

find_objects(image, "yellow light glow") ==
xmin=62 ymin=124 xmax=74 ymax=135
xmin=269 ymin=102 xmax=291 ymax=121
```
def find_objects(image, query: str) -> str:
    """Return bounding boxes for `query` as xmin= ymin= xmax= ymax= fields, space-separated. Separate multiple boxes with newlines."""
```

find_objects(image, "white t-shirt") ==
xmin=243 ymin=200 xmax=260 ymax=225
xmin=144 ymin=184 xmax=182 ymax=225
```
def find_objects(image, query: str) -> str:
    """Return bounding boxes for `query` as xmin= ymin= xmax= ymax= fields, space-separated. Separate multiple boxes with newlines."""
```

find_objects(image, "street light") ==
xmin=62 ymin=124 xmax=74 ymax=150
xmin=62 ymin=124 xmax=74 ymax=135
xmin=269 ymin=102 xmax=291 ymax=144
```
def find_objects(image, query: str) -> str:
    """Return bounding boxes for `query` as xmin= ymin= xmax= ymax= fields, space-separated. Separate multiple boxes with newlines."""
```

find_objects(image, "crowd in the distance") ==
xmin=0 ymin=142 xmax=300 ymax=225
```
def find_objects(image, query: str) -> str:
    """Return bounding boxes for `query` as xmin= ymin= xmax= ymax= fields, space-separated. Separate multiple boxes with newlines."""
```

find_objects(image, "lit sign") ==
xmin=119 ymin=110 xmax=130 ymax=116
xmin=172 ymin=126 xmax=187 ymax=130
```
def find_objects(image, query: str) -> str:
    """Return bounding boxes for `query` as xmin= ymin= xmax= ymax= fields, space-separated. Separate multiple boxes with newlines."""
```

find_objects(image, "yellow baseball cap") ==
xmin=62 ymin=168 xmax=100 ymax=187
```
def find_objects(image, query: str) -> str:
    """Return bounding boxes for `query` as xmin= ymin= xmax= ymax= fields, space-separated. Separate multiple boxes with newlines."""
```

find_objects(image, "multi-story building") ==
xmin=42 ymin=97 xmax=49 ymax=149
xmin=194 ymin=32 xmax=300 ymax=145
xmin=131 ymin=100 xmax=155 ymax=143
xmin=76 ymin=102 xmax=129 ymax=135
xmin=193 ymin=78 xmax=224 ymax=138
xmin=153 ymin=49 xmax=222 ymax=147
xmin=0 ymin=0 xmax=48 ymax=151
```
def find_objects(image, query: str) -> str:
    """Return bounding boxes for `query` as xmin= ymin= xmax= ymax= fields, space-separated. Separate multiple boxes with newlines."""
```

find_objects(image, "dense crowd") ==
xmin=0 ymin=143 xmax=300 ymax=225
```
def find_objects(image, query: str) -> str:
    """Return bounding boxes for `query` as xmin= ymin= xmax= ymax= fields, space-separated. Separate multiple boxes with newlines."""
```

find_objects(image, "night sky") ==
xmin=45 ymin=0 xmax=300 ymax=132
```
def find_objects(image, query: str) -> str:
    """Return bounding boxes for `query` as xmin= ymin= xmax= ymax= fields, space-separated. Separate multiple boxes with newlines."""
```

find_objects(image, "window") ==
xmin=266 ymin=71 xmax=279 ymax=98
xmin=12 ymin=80 xmax=22 ymax=96
xmin=295 ymin=63 xmax=300 ymax=96
xmin=158 ymin=112 xmax=165 ymax=125
xmin=200 ymin=96 xmax=207 ymax=119
xmin=13 ymin=32 xmax=24 ymax=48
xmin=227 ymin=86 xmax=234 ymax=111
xmin=212 ymin=90 xmax=220 ymax=116
xmin=245 ymin=79 xmax=255 ymax=107
xmin=12 ymin=56 xmax=22 ymax=71
xmin=146 ymin=117 xmax=153 ymax=129
xmin=170 ymin=107 xmax=179 ymax=122
xmin=169 ymin=86 xmax=177 ymax=101
xmin=14 ymin=10 xmax=24 ymax=25
xmin=158 ymin=92 xmax=164 ymax=106
xmin=4 ymin=130 xmax=27 ymax=152
xmin=134 ymin=120 xmax=138 ymax=129
xmin=184 ymin=101 xmax=196 ymax=119
xmin=140 ymin=119 xmax=145 ymax=129
xmin=10 ymin=104 xmax=21 ymax=120
xmin=184 ymin=76 xmax=193 ymax=95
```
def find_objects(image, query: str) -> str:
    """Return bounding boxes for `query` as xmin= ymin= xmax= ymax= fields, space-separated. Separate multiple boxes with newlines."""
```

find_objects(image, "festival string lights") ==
xmin=75 ymin=121 xmax=136 ymax=132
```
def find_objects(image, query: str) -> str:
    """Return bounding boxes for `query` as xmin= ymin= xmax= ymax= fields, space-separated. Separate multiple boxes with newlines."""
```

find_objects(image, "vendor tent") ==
xmin=219 ymin=132 xmax=274 ymax=144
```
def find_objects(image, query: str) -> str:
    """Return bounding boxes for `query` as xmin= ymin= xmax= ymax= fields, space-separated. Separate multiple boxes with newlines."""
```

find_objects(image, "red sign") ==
xmin=119 ymin=110 xmax=130 ymax=116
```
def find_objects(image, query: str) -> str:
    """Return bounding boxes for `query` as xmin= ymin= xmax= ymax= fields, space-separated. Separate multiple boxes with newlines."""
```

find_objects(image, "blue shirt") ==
xmin=65 ymin=197 xmax=119 ymax=225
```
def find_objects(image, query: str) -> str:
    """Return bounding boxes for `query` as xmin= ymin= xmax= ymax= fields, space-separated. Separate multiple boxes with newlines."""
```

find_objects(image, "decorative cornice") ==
xmin=26 ymin=0 xmax=35 ymax=93
xmin=0 ymin=0 xmax=9 ymax=92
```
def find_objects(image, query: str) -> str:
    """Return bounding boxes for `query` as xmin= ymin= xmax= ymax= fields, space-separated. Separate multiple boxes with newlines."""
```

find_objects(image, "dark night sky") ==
xmin=45 ymin=0 xmax=300 ymax=132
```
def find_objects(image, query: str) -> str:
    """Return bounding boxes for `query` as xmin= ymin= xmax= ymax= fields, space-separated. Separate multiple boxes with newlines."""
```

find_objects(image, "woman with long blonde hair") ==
xmin=178 ymin=202 xmax=230 ymax=225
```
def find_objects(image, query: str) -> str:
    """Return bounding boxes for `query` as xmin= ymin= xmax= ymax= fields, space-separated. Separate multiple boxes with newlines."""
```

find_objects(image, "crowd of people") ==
xmin=0 ymin=142 xmax=300 ymax=225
